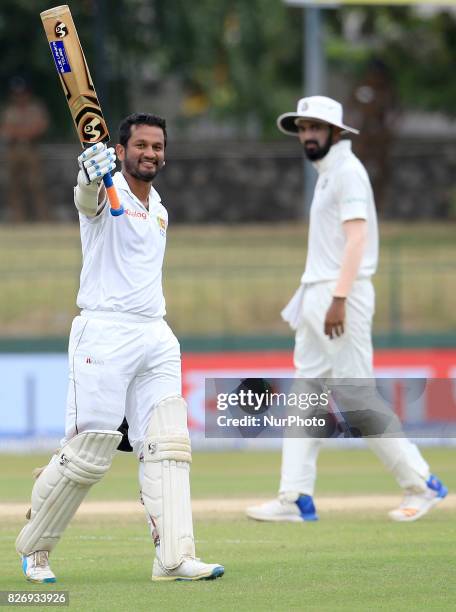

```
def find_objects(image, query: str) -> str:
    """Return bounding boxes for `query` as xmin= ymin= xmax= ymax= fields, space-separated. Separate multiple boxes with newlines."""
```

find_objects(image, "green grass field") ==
xmin=0 ymin=223 xmax=455 ymax=338
xmin=1 ymin=448 xmax=455 ymax=611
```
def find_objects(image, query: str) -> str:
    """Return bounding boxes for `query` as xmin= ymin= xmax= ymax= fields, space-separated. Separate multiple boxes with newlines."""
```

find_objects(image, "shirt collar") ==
xmin=112 ymin=171 xmax=161 ymax=205
xmin=313 ymin=140 xmax=352 ymax=174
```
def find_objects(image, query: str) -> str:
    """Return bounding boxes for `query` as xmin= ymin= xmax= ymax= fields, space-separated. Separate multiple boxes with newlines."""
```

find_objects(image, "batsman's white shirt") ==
xmin=77 ymin=171 xmax=167 ymax=318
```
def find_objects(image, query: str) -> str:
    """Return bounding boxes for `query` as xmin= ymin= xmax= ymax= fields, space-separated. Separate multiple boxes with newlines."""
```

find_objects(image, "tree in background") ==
xmin=153 ymin=0 xmax=302 ymax=137
xmin=326 ymin=5 xmax=456 ymax=116
xmin=0 ymin=0 xmax=155 ymax=140
xmin=1 ymin=2 xmax=455 ymax=141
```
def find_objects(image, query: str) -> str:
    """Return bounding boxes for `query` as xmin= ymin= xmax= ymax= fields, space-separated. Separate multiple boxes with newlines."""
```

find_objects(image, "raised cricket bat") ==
xmin=40 ymin=5 xmax=124 ymax=216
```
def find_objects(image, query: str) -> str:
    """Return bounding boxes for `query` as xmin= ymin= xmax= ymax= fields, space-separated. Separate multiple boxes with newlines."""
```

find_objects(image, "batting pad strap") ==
xmin=16 ymin=430 xmax=122 ymax=556
xmin=145 ymin=436 xmax=191 ymax=463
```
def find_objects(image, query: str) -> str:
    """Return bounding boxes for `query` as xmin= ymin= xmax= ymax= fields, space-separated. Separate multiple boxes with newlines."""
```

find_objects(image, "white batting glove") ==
xmin=78 ymin=142 xmax=116 ymax=185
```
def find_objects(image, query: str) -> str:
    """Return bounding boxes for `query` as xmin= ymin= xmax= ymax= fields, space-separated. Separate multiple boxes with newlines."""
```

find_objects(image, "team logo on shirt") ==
xmin=157 ymin=216 xmax=167 ymax=237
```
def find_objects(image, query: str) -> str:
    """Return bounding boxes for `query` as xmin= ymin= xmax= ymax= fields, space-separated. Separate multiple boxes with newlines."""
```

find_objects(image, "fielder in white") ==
xmin=16 ymin=113 xmax=224 ymax=583
xmin=246 ymin=96 xmax=447 ymax=524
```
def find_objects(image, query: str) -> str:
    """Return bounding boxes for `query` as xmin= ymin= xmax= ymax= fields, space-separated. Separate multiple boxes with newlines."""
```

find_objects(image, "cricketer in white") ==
xmin=16 ymin=113 xmax=224 ymax=583
xmin=246 ymin=96 xmax=447 ymax=525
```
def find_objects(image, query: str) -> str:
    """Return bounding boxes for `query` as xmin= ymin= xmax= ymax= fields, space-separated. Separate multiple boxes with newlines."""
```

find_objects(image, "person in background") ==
xmin=1 ymin=76 xmax=50 ymax=222
xmin=246 ymin=96 xmax=448 ymax=525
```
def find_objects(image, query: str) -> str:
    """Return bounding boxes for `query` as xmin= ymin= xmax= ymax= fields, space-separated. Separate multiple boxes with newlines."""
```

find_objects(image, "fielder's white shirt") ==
xmin=76 ymin=171 xmax=167 ymax=318
xmin=301 ymin=140 xmax=378 ymax=283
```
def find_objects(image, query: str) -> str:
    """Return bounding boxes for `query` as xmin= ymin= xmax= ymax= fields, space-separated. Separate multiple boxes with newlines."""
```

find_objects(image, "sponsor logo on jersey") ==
xmin=125 ymin=208 xmax=148 ymax=220
xmin=85 ymin=356 xmax=104 ymax=366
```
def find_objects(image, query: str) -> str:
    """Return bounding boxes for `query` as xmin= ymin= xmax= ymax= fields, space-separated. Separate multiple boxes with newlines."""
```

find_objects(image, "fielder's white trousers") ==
xmin=63 ymin=310 xmax=182 ymax=457
xmin=279 ymin=280 xmax=430 ymax=497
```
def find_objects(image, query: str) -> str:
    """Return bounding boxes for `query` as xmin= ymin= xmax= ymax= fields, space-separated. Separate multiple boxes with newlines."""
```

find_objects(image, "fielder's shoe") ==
xmin=389 ymin=474 xmax=448 ymax=522
xmin=246 ymin=494 xmax=318 ymax=522
xmin=152 ymin=557 xmax=224 ymax=582
xmin=21 ymin=551 xmax=56 ymax=584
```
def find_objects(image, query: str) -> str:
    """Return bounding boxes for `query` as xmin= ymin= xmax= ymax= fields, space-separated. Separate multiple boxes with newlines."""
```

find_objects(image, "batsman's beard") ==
xmin=124 ymin=155 xmax=163 ymax=182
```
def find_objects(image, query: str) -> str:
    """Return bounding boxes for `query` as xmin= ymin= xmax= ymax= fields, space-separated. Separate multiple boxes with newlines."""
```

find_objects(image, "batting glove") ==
xmin=78 ymin=142 xmax=116 ymax=185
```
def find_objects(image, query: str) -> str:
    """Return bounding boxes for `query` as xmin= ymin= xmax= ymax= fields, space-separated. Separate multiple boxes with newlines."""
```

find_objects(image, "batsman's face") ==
xmin=117 ymin=124 xmax=165 ymax=182
xmin=297 ymin=120 xmax=333 ymax=161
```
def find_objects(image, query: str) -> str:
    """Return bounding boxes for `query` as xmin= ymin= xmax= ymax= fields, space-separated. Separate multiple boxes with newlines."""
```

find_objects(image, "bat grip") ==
xmin=103 ymin=173 xmax=124 ymax=216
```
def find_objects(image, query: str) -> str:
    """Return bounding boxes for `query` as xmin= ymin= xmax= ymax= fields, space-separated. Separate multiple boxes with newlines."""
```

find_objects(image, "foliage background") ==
xmin=1 ymin=1 xmax=455 ymax=140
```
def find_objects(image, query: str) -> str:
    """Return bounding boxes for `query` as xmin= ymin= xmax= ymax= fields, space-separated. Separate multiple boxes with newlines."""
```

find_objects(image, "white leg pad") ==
xmin=16 ymin=430 xmax=122 ymax=555
xmin=142 ymin=396 xmax=195 ymax=570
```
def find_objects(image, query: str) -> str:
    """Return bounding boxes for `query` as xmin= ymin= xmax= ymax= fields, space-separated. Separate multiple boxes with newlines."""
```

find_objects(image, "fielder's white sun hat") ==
xmin=277 ymin=95 xmax=359 ymax=136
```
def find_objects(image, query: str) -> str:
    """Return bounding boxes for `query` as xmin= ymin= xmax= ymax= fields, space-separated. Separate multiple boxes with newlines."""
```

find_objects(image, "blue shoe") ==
xmin=426 ymin=474 xmax=448 ymax=499
xmin=389 ymin=474 xmax=448 ymax=522
xmin=295 ymin=494 xmax=319 ymax=521
xmin=246 ymin=494 xmax=319 ymax=522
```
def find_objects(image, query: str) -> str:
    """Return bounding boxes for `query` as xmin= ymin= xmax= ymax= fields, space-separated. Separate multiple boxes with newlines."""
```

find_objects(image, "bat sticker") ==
xmin=49 ymin=40 xmax=71 ymax=73
xmin=55 ymin=21 xmax=68 ymax=37
xmin=74 ymin=106 xmax=109 ymax=144
xmin=82 ymin=116 xmax=106 ymax=142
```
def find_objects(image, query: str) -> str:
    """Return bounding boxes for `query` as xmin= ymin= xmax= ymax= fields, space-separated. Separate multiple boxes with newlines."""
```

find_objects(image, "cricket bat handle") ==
xmin=103 ymin=173 xmax=124 ymax=216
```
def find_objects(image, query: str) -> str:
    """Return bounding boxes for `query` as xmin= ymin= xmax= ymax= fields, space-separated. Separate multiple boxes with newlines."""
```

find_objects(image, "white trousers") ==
xmin=279 ymin=280 xmax=430 ymax=497
xmin=63 ymin=310 xmax=182 ymax=457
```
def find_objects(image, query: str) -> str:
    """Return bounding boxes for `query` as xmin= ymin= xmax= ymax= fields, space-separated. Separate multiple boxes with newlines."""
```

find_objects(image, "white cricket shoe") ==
xmin=246 ymin=494 xmax=318 ymax=523
xmin=152 ymin=557 xmax=224 ymax=582
xmin=21 ymin=551 xmax=56 ymax=584
xmin=389 ymin=474 xmax=448 ymax=522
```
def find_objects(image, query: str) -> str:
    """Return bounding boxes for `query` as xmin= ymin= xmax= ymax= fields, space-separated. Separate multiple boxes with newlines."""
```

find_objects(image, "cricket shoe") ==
xmin=152 ymin=557 xmax=224 ymax=582
xmin=246 ymin=494 xmax=318 ymax=522
xmin=21 ymin=551 xmax=56 ymax=584
xmin=389 ymin=474 xmax=448 ymax=522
